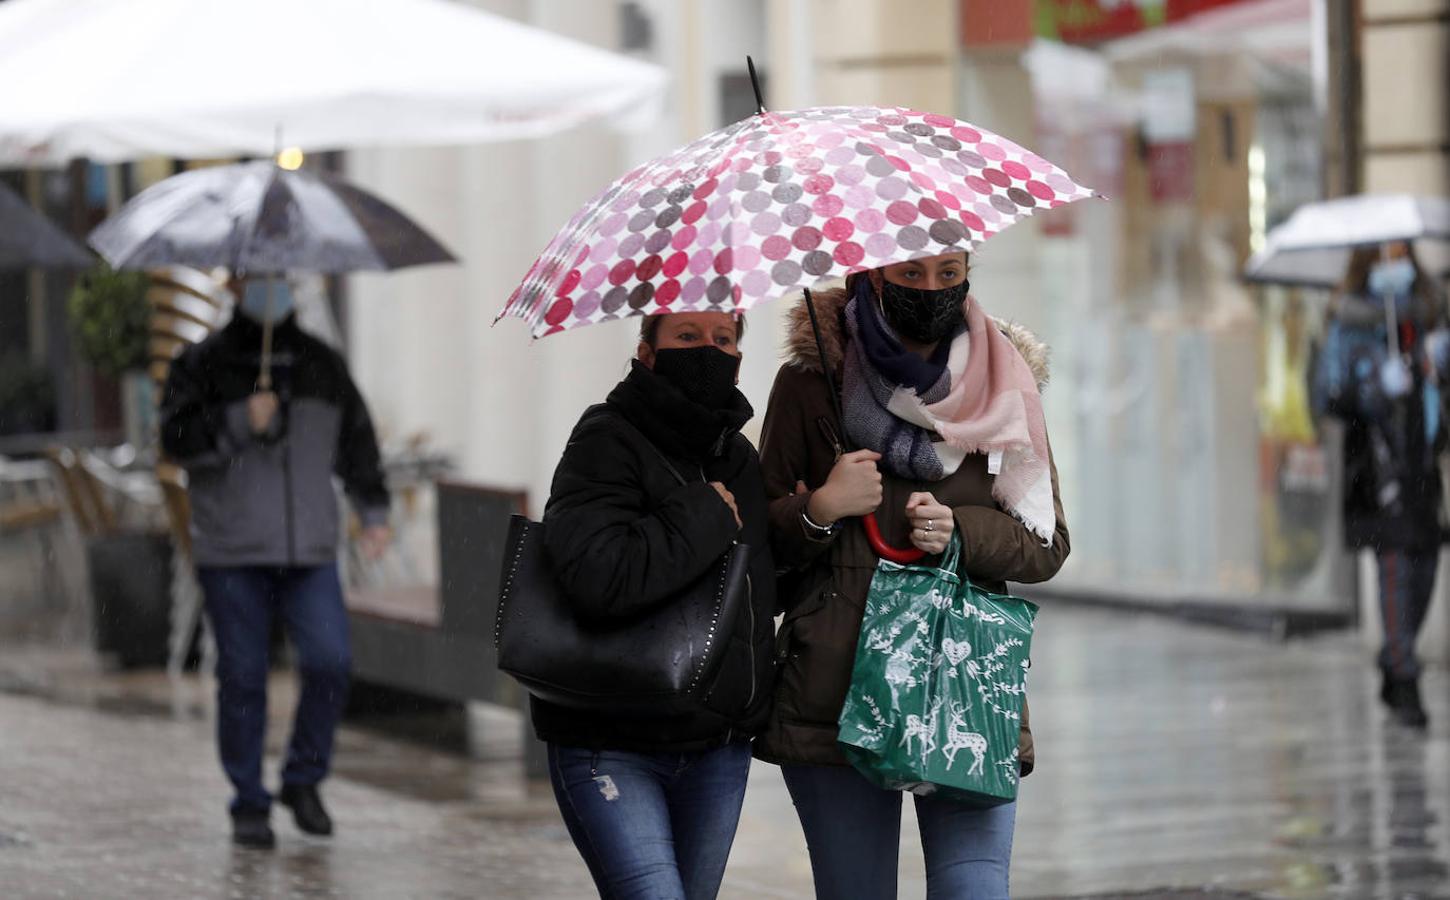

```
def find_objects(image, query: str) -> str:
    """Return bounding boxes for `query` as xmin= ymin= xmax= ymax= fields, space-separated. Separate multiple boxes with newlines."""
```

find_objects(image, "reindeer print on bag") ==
xmin=942 ymin=702 xmax=988 ymax=775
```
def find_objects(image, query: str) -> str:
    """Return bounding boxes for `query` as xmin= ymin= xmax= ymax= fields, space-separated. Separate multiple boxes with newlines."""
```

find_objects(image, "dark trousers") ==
xmin=1377 ymin=549 xmax=1440 ymax=680
xmin=547 ymin=741 xmax=752 ymax=900
xmin=781 ymin=763 xmax=1016 ymax=900
xmin=198 ymin=565 xmax=351 ymax=814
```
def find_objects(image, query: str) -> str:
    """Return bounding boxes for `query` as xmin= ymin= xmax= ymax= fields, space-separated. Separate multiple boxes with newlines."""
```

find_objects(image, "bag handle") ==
xmin=609 ymin=411 xmax=691 ymax=487
xmin=938 ymin=531 xmax=962 ymax=578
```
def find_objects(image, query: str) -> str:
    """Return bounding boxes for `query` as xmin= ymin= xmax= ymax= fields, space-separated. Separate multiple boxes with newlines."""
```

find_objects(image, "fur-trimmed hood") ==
xmin=783 ymin=286 xmax=1052 ymax=390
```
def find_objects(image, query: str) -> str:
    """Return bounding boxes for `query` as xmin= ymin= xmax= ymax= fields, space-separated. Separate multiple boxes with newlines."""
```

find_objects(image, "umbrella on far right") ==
xmin=1244 ymin=193 xmax=1450 ymax=289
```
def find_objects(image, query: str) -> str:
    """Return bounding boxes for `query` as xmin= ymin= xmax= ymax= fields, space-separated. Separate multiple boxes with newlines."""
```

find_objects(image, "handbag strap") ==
xmin=606 ymin=410 xmax=694 ymax=487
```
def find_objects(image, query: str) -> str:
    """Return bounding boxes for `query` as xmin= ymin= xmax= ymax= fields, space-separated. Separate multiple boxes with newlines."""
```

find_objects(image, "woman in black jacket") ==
xmin=1314 ymin=242 xmax=1449 ymax=728
xmin=537 ymin=311 xmax=776 ymax=899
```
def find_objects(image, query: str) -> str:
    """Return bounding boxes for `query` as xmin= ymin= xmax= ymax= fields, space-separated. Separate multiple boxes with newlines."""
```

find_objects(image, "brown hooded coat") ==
xmin=754 ymin=286 xmax=1070 ymax=772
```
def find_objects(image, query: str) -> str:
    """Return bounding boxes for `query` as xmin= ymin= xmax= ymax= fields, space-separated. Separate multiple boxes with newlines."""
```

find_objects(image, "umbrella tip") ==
xmin=747 ymin=56 xmax=766 ymax=115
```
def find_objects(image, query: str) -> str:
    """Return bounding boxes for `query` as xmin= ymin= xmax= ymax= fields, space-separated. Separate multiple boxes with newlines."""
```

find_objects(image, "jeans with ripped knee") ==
xmin=547 ymin=741 xmax=752 ymax=900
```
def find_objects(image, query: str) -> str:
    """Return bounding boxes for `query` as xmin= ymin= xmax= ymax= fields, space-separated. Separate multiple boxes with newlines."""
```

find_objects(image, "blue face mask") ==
xmin=239 ymin=279 xmax=296 ymax=324
xmin=1368 ymin=258 xmax=1416 ymax=298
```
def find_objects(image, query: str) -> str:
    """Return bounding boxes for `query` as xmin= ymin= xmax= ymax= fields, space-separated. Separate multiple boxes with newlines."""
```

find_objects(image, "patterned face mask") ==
xmin=878 ymin=280 xmax=969 ymax=344
xmin=651 ymin=346 xmax=741 ymax=409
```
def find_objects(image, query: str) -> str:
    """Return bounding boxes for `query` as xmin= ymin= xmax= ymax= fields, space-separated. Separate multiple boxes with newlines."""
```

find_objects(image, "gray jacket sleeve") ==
xmin=333 ymin=367 xmax=390 ymax=528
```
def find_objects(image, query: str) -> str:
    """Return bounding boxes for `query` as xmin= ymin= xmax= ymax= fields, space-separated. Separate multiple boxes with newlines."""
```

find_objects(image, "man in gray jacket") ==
xmin=161 ymin=277 xmax=390 ymax=848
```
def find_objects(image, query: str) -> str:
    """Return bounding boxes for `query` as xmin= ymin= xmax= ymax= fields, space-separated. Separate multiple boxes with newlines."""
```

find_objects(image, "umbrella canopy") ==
xmin=1244 ymin=193 xmax=1450 ymax=288
xmin=499 ymin=106 xmax=1098 ymax=337
xmin=0 ymin=0 xmax=666 ymax=165
xmin=0 ymin=181 xmax=92 ymax=269
xmin=88 ymin=161 xmax=455 ymax=274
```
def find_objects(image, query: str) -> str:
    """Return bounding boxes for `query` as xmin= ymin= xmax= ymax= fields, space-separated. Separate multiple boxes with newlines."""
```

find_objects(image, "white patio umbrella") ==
xmin=0 ymin=0 xmax=666 ymax=165
xmin=1244 ymin=193 xmax=1450 ymax=289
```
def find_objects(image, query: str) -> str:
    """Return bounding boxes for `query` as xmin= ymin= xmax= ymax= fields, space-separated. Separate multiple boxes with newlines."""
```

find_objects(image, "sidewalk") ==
xmin=1 ymin=605 xmax=1447 ymax=898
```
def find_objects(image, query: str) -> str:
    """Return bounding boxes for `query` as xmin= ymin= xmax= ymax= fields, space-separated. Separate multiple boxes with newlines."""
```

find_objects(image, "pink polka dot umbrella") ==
xmin=498 ymin=104 xmax=1098 ymax=338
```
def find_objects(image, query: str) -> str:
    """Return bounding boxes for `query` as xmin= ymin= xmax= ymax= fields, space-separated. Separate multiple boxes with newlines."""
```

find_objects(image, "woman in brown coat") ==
xmin=757 ymin=251 xmax=1069 ymax=899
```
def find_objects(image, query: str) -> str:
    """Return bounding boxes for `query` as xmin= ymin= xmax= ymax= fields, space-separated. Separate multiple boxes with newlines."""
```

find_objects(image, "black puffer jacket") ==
xmin=530 ymin=360 xmax=777 ymax=752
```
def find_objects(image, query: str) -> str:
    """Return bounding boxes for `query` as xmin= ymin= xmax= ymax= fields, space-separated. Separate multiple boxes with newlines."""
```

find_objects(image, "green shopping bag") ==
xmin=837 ymin=533 xmax=1038 ymax=806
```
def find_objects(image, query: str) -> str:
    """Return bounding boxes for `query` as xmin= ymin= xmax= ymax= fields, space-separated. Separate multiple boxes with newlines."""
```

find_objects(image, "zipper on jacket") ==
xmin=282 ymin=432 xmax=296 ymax=566
xmin=816 ymin=416 xmax=844 ymax=460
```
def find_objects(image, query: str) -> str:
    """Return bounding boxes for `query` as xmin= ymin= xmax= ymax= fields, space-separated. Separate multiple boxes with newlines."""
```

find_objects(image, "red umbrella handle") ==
xmin=863 ymin=512 xmax=927 ymax=564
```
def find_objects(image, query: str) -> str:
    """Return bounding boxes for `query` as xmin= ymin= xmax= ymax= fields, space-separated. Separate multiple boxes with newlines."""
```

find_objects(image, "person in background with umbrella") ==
xmin=159 ymin=272 xmax=391 ymax=848
xmin=1313 ymin=241 xmax=1449 ymax=729
xmin=535 ymin=310 xmax=776 ymax=899
xmin=755 ymin=251 xmax=1070 ymax=898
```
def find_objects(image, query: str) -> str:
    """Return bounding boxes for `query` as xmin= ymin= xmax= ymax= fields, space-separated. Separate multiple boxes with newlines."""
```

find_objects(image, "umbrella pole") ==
xmin=1380 ymin=244 xmax=1402 ymax=359
xmin=259 ymin=276 xmax=276 ymax=391
xmin=803 ymin=287 xmax=844 ymax=431
xmin=803 ymin=286 xmax=925 ymax=565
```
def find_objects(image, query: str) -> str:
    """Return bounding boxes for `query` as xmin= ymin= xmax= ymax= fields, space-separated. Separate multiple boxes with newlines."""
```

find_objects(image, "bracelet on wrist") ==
xmin=801 ymin=508 xmax=839 ymax=535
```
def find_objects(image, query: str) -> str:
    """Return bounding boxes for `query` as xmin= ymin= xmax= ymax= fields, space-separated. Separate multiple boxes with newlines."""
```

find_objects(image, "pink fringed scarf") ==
xmin=885 ymin=295 xmax=1056 ymax=544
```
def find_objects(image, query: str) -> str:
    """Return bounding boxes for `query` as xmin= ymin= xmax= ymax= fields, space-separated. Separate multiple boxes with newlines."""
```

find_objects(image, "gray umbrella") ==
xmin=89 ymin=160 xmax=455 ymax=389
xmin=0 ymin=181 xmax=92 ymax=269
xmin=87 ymin=160 xmax=455 ymax=274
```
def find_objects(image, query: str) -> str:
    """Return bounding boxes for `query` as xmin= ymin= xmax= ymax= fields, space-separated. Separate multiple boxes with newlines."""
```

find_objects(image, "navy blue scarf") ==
xmin=841 ymin=277 xmax=965 ymax=480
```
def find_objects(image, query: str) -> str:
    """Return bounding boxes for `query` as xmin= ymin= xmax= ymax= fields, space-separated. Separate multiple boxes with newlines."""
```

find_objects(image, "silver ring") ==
xmin=925 ymin=519 xmax=934 ymax=533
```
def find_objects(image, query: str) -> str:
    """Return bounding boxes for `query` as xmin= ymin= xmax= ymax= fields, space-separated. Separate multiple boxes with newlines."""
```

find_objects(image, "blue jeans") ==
xmin=198 ymin=565 xmax=351 ymax=814
xmin=547 ymin=741 xmax=752 ymax=899
xmin=1377 ymin=549 xmax=1440 ymax=680
xmin=781 ymin=763 xmax=1016 ymax=900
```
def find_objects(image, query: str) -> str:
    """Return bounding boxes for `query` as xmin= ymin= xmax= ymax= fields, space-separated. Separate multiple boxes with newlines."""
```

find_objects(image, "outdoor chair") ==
xmin=146 ymin=267 xmax=230 ymax=674
xmin=0 ymin=456 xmax=67 ymax=631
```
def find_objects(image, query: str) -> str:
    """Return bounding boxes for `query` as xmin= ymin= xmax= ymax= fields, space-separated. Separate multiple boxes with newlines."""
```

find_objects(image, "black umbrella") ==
xmin=0 ymin=182 xmax=92 ymax=269
xmin=88 ymin=160 xmax=455 ymax=273
xmin=89 ymin=161 xmax=456 ymax=387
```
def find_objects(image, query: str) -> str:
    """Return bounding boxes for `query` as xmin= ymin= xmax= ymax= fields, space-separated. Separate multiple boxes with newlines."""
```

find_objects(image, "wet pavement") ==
xmin=1 ymin=605 xmax=1448 ymax=898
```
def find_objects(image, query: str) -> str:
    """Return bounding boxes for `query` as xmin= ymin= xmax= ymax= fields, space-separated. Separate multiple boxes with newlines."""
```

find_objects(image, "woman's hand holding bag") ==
xmin=905 ymin=492 xmax=954 ymax=556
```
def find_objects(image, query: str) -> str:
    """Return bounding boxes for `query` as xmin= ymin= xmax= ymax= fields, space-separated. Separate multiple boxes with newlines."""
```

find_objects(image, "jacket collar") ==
xmin=224 ymin=311 xmax=304 ymax=346
xmin=783 ymin=283 xmax=1053 ymax=390
xmin=607 ymin=360 xmax=753 ymax=461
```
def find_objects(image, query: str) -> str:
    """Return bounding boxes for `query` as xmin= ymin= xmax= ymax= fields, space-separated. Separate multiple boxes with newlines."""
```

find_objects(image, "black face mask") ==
xmin=879 ymin=280 xmax=969 ymax=344
xmin=651 ymin=347 xmax=741 ymax=410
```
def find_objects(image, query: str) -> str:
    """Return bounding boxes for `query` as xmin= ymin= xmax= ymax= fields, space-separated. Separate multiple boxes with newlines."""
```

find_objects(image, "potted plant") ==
xmin=68 ymin=265 xmax=173 ymax=668
xmin=68 ymin=264 xmax=153 ymax=448
xmin=68 ymin=265 xmax=149 ymax=376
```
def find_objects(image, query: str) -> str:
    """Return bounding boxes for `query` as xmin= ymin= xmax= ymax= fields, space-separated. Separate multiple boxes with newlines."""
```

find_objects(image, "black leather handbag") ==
xmin=493 ymin=426 xmax=751 ymax=715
